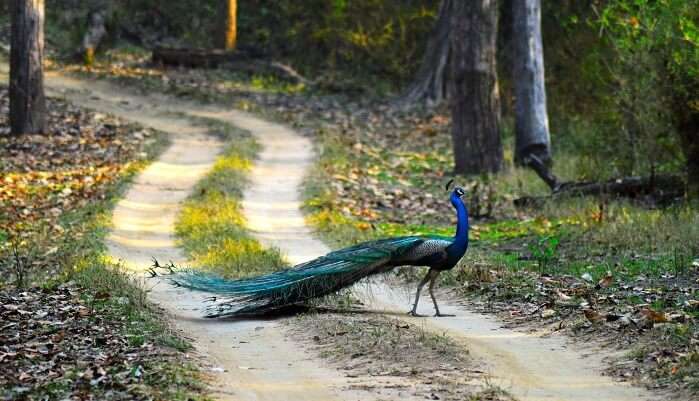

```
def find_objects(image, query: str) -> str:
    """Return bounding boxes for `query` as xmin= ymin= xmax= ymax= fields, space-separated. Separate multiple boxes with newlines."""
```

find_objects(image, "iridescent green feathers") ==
xmin=164 ymin=235 xmax=452 ymax=317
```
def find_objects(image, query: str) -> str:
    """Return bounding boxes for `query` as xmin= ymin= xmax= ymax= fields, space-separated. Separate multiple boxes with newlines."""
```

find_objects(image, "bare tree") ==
xmin=400 ymin=0 xmax=453 ymax=107
xmin=512 ymin=0 xmax=551 ymax=165
xmin=512 ymin=0 xmax=558 ymax=189
xmin=10 ymin=0 xmax=46 ymax=136
xmin=222 ymin=0 xmax=237 ymax=50
xmin=449 ymin=0 xmax=502 ymax=174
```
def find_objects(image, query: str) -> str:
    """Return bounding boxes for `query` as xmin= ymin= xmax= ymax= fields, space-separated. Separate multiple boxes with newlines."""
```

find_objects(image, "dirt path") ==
xmin=192 ymin=95 xmax=653 ymax=400
xmin=360 ymin=283 xmax=653 ymax=401
xmin=26 ymin=71 xmax=377 ymax=401
xmin=1 ymin=62 xmax=653 ymax=400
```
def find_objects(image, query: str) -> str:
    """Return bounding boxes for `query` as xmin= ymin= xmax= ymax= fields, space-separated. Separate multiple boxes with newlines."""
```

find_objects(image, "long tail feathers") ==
xmin=158 ymin=237 xmax=423 ymax=317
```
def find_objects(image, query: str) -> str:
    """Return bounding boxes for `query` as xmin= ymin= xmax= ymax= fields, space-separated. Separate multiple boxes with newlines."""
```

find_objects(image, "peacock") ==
xmin=162 ymin=183 xmax=469 ymax=318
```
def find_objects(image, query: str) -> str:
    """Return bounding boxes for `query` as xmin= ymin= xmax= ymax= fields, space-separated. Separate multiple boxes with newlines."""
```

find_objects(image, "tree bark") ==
xmin=222 ymin=0 xmax=237 ymax=50
xmin=9 ymin=0 xmax=46 ymax=136
xmin=399 ymin=0 xmax=453 ymax=107
xmin=512 ymin=0 xmax=552 ymax=166
xmin=449 ymin=0 xmax=503 ymax=174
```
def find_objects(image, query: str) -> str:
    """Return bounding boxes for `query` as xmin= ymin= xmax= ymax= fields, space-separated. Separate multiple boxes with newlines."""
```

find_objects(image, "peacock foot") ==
xmin=407 ymin=310 xmax=426 ymax=317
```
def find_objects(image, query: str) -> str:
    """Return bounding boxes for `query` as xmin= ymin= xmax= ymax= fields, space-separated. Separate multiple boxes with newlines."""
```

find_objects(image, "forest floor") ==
xmin=59 ymin=48 xmax=699 ymax=399
xmin=1 ymin=45 xmax=697 ymax=400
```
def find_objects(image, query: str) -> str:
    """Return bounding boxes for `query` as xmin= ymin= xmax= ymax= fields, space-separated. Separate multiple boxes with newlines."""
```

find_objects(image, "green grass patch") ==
xmin=175 ymin=119 xmax=288 ymax=278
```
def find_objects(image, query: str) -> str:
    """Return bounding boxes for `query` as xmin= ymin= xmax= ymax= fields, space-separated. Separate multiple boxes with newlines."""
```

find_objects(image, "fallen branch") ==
xmin=523 ymin=153 xmax=561 ymax=191
xmin=515 ymin=174 xmax=685 ymax=207
xmin=151 ymin=47 xmax=309 ymax=84
xmin=152 ymin=46 xmax=243 ymax=68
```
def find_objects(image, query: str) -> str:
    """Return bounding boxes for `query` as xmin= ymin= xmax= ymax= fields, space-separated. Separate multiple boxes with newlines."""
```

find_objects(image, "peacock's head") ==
xmin=445 ymin=179 xmax=466 ymax=204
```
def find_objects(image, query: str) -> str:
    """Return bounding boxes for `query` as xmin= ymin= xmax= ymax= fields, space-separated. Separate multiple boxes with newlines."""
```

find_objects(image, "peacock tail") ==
xmin=166 ymin=235 xmax=450 ymax=318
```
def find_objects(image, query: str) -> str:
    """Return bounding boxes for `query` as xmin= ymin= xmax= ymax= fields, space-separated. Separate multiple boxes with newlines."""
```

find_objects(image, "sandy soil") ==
xmin=359 ymin=282 xmax=653 ymax=401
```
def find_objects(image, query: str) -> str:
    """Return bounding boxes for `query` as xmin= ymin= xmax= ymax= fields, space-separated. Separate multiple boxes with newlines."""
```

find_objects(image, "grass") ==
xmin=294 ymin=82 xmax=699 ymax=396
xmin=174 ymin=117 xmax=288 ymax=278
xmin=53 ymin=45 xmax=699 ymax=395
xmin=1 ymin=128 xmax=170 ymax=288
xmin=69 ymin=260 xmax=210 ymax=400
xmin=304 ymin=118 xmax=699 ymax=284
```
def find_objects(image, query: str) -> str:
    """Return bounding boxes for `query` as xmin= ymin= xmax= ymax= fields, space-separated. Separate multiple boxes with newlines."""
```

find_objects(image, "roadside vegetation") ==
xmin=0 ymin=86 xmax=209 ymax=400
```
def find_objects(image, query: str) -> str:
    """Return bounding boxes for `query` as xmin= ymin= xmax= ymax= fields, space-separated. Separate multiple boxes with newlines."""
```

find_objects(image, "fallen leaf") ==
xmin=639 ymin=308 xmax=669 ymax=325
xmin=583 ymin=308 xmax=605 ymax=324
xmin=596 ymin=271 xmax=614 ymax=289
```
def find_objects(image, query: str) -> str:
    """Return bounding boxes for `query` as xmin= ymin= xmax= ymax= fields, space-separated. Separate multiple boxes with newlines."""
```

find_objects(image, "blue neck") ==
xmin=451 ymin=195 xmax=469 ymax=248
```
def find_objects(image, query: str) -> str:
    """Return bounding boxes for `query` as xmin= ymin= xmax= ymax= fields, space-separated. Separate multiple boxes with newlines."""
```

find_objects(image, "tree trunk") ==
xmin=512 ymin=0 xmax=551 ymax=166
xmin=9 ymin=0 xmax=46 ymax=136
xmin=449 ymin=0 xmax=503 ymax=175
xmin=399 ymin=0 xmax=452 ymax=107
xmin=222 ymin=0 xmax=237 ymax=50
xmin=81 ymin=2 xmax=108 ymax=66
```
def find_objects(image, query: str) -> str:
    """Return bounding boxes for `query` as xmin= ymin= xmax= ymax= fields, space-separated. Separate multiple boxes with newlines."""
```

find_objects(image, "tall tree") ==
xmin=10 ymin=0 xmax=46 ymax=136
xmin=512 ymin=0 xmax=551 ymax=166
xmin=222 ymin=0 xmax=237 ymax=50
xmin=400 ymin=0 xmax=453 ymax=107
xmin=449 ymin=0 xmax=503 ymax=174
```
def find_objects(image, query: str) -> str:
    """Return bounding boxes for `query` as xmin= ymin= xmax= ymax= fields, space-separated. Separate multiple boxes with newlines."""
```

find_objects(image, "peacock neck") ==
xmin=453 ymin=197 xmax=469 ymax=248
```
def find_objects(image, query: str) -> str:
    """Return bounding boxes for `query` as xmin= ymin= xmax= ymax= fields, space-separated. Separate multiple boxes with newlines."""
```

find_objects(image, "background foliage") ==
xmin=0 ymin=0 xmax=691 ymax=181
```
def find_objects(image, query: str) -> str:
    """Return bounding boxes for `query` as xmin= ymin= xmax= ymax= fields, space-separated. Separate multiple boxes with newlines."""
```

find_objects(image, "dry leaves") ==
xmin=0 ymin=285 xmax=158 ymax=400
xmin=0 ymin=87 xmax=155 ymax=281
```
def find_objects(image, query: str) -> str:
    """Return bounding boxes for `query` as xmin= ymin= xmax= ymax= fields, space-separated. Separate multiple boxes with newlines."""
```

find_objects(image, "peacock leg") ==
xmin=429 ymin=271 xmax=454 ymax=317
xmin=408 ymin=269 xmax=433 ymax=317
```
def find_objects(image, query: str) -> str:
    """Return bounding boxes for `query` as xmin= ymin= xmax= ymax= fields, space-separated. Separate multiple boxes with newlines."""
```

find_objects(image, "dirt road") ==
xmin=34 ymin=71 xmax=379 ymax=401
xmin=0 ymin=62 xmax=653 ymax=400
xmin=199 ymin=85 xmax=652 ymax=401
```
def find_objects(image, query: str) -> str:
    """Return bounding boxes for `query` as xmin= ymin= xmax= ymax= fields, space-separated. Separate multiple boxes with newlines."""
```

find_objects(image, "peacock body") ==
xmin=166 ymin=186 xmax=469 ymax=318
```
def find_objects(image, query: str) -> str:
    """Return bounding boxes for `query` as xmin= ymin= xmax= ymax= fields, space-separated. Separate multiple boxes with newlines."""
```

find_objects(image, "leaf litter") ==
xmin=0 ymin=282 xmax=205 ymax=400
xmin=0 ymin=86 xmax=159 ymax=283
